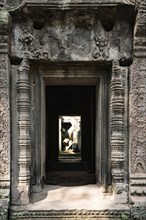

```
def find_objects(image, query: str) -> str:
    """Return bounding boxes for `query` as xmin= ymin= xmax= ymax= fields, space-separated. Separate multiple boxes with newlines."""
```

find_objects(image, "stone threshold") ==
xmin=10 ymin=208 xmax=131 ymax=220
xmin=9 ymin=184 xmax=131 ymax=219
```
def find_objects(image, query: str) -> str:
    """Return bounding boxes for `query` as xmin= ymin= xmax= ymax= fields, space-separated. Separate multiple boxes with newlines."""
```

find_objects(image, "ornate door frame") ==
xmin=9 ymin=1 xmax=131 ymax=205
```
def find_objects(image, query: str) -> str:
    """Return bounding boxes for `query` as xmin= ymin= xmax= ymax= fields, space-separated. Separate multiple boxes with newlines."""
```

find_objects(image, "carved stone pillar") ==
xmin=110 ymin=61 xmax=128 ymax=203
xmin=17 ymin=58 xmax=31 ymax=204
xmin=0 ymin=10 xmax=11 ymax=218
xmin=129 ymin=0 xmax=146 ymax=205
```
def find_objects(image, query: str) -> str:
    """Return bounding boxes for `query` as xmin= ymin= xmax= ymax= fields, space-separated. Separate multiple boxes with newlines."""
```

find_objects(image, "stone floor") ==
xmin=10 ymin=184 xmax=131 ymax=219
xmin=27 ymin=184 xmax=116 ymax=210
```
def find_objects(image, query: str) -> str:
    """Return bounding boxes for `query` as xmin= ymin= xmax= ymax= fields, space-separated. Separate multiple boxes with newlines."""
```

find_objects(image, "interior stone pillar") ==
xmin=129 ymin=0 xmax=146 ymax=207
xmin=17 ymin=58 xmax=31 ymax=204
xmin=110 ymin=61 xmax=128 ymax=203
xmin=0 ymin=10 xmax=11 ymax=218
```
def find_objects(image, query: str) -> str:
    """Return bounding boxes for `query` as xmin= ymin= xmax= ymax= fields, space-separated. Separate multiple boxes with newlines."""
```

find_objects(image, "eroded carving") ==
xmin=11 ymin=11 xmax=133 ymax=62
xmin=10 ymin=209 xmax=130 ymax=219
xmin=19 ymin=34 xmax=34 ymax=51
xmin=92 ymin=36 xmax=109 ymax=59
xmin=134 ymin=0 xmax=146 ymax=58
xmin=129 ymin=0 xmax=146 ymax=203
xmin=0 ymin=205 xmax=8 ymax=220
xmin=130 ymin=60 xmax=146 ymax=174
xmin=131 ymin=207 xmax=146 ymax=220
xmin=130 ymin=60 xmax=146 ymax=201
xmin=18 ymin=21 xmax=34 ymax=52
xmin=0 ymin=54 xmax=9 ymax=187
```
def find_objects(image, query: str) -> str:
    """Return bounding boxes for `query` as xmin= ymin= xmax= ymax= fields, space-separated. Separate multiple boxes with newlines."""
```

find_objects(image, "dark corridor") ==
xmin=45 ymin=86 xmax=96 ymax=185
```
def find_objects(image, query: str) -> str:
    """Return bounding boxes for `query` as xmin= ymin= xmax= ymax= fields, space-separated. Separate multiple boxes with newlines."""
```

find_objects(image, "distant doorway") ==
xmin=58 ymin=115 xmax=81 ymax=161
xmin=45 ymin=86 xmax=96 ymax=185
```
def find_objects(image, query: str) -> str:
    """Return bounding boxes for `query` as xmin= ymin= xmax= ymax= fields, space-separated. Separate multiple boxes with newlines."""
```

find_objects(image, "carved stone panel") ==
xmin=0 ymin=54 xmax=10 ymax=188
xmin=130 ymin=58 xmax=146 ymax=202
xmin=0 ymin=10 xmax=11 ymax=189
xmin=11 ymin=9 xmax=133 ymax=62
xmin=130 ymin=59 xmax=146 ymax=175
xmin=0 ymin=9 xmax=11 ymax=220
xmin=129 ymin=0 xmax=146 ymax=204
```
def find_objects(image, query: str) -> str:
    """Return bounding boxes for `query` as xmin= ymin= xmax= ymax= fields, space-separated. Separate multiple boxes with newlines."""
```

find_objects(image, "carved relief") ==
xmin=130 ymin=60 xmax=146 ymax=200
xmin=131 ymin=207 xmax=146 ymax=220
xmin=92 ymin=36 xmax=109 ymax=59
xmin=17 ymin=18 xmax=93 ymax=60
xmin=11 ymin=11 xmax=133 ymax=62
xmin=17 ymin=58 xmax=31 ymax=204
xmin=129 ymin=0 xmax=146 ymax=203
xmin=110 ymin=61 xmax=128 ymax=195
xmin=0 ymin=54 xmax=9 ymax=187
xmin=18 ymin=21 xmax=34 ymax=52
xmin=15 ymin=19 xmax=107 ymax=61
xmin=130 ymin=60 xmax=146 ymax=174
xmin=10 ymin=209 xmax=130 ymax=219
xmin=0 ymin=206 xmax=8 ymax=220
xmin=19 ymin=34 xmax=34 ymax=51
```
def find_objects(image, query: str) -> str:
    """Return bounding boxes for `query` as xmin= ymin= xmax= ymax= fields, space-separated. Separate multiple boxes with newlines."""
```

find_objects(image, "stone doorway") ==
xmin=45 ymin=86 xmax=96 ymax=185
xmin=30 ymin=63 xmax=110 ymax=189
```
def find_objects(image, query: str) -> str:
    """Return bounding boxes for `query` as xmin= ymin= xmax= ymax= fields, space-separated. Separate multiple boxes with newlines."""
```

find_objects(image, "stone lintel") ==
xmin=8 ymin=0 xmax=137 ymax=11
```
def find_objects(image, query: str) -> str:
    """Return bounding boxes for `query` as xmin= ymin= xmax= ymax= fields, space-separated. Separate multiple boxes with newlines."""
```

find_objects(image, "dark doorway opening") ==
xmin=45 ymin=86 xmax=96 ymax=185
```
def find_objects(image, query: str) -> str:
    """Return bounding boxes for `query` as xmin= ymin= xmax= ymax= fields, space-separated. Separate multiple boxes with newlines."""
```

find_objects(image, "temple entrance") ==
xmin=45 ymin=86 xmax=96 ymax=185
xmin=29 ymin=63 xmax=109 ymax=188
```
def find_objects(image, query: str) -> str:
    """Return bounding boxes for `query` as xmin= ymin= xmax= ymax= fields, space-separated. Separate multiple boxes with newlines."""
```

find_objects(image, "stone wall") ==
xmin=0 ymin=0 xmax=146 ymax=219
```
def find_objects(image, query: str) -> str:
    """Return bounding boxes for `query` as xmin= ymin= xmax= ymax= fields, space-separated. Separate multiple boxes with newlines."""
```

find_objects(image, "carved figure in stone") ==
xmin=92 ymin=36 xmax=109 ymax=59
xmin=135 ymin=162 xmax=145 ymax=173
xmin=18 ymin=21 xmax=34 ymax=52
xmin=19 ymin=34 xmax=34 ymax=51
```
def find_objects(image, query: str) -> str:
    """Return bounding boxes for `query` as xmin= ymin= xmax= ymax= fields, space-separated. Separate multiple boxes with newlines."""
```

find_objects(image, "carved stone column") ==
xmin=129 ymin=0 xmax=146 ymax=205
xmin=0 ymin=10 xmax=11 ymax=218
xmin=110 ymin=61 xmax=128 ymax=203
xmin=17 ymin=58 xmax=31 ymax=204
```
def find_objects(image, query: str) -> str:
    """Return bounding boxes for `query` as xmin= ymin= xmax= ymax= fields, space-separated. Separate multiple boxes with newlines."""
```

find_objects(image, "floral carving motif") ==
xmin=130 ymin=59 xmax=146 ymax=174
xmin=129 ymin=0 xmax=146 ymax=202
xmin=0 ymin=54 xmax=9 ymax=185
